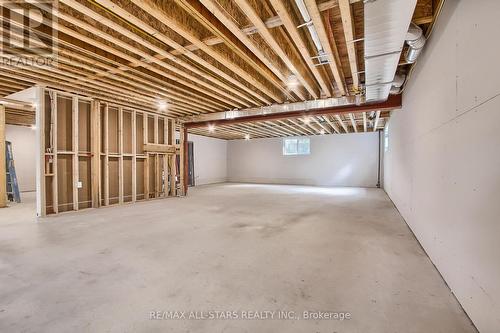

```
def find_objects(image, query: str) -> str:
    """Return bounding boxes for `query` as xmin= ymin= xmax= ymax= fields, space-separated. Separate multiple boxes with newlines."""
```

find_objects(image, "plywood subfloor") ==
xmin=0 ymin=184 xmax=476 ymax=332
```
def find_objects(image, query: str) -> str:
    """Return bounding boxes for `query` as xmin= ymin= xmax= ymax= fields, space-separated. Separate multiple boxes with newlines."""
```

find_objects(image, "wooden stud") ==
xmin=179 ymin=124 xmax=187 ymax=196
xmin=155 ymin=154 xmax=160 ymax=198
xmin=143 ymin=113 xmax=149 ymax=200
xmin=103 ymin=103 xmax=109 ymax=206
xmin=161 ymin=154 xmax=166 ymax=197
xmin=90 ymin=100 xmax=100 ymax=208
xmin=72 ymin=96 xmax=79 ymax=211
xmin=51 ymin=91 xmax=58 ymax=214
xmin=118 ymin=107 xmax=124 ymax=204
xmin=35 ymin=86 xmax=46 ymax=216
xmin=153 ymin=115 xmax=159 ymax=197
xmin=131 ymin=110 xmax=137 ymax=203
xmin=169 ymin=119 xmax=177 ymax=197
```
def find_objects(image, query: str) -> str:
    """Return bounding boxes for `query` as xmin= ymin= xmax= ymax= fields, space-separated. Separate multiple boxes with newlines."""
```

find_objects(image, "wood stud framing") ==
xmin=37 ymin=88 xmax=181 ymax=216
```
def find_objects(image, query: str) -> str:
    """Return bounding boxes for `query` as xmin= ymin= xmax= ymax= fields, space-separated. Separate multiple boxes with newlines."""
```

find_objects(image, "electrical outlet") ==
xmin=77 ymin=181 xmax=83 ymax=189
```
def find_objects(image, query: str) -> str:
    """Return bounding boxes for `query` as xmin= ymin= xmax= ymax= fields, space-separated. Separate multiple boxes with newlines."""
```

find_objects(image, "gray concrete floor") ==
xmin=0 ymin=184 xmax=476 ymax=333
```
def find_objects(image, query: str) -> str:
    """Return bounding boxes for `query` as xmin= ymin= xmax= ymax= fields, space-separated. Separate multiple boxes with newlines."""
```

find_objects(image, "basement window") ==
xmin=283 ymin=138 xmax=310 ymax=156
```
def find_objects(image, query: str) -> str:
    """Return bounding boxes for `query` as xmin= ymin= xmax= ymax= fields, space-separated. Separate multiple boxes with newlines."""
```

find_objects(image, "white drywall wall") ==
xmin=384 ymin=1 xmax=500 ymax=331
xmin=228 ymin=132 xmax=379 ymax=187
xmin=5 ymin=125 xmax=36 ymax=192
xmin=188 ymin=133 xmax=227 ymax=185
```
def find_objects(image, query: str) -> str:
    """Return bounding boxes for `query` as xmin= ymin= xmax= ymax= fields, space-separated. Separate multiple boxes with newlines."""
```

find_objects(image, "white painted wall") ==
xmin=228 ymin=132 xmax=379 ymax=187
xmin=5 ymin=125 xmax=36 ymax=192
xmin=384 ymin=1 xmax=500 ymax=332
xmin=189 ymin=133 xmax=227 ymax=186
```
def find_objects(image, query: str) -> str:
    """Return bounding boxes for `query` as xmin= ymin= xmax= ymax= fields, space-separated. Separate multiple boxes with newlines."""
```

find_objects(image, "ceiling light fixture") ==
xmin=208 ymin=124 xmax=215 ymax=133
xmin=319 ymin=129 xmax=325 ymax=135
xmin=303 ymin=116 xmax=311 ymax=124
xmin=244 ymin=134 xmax=250 ymax=140
xmin=158 ymin=100 xmax=168 ymax=111
xmin=287 ymin=74 xmax=300 ymax=89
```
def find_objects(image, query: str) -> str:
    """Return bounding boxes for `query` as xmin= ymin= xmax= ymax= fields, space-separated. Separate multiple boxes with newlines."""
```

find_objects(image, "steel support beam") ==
xmin=185 ymin=95 xmax=401 ymax=128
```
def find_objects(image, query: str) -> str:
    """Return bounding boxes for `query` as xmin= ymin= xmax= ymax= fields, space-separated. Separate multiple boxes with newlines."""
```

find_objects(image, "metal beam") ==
xmin=185 ymin=95 xmax=401 ymax=128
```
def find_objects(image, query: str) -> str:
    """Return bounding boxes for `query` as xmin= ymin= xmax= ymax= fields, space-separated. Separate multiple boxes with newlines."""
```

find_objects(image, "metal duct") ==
xmin=364 ymin=0 xmax=417 ymax=101
xmin=405 ymin=23 xmax=426 ymax=63
xmin=181 ymin=95 xmax=365 ymax=123
xmin=389 ymin=74 xmax=406 ymax=95
xmin=294 ymin=0 xmax=328 ymax=64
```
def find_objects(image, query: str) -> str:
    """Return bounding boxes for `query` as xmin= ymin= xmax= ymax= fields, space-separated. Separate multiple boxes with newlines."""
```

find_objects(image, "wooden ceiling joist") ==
xmin=193 ymin=0 xmax=297 ymax=101
xmin=268 ymin=0 xmax=332 ymax=98
xmin=322 ymin=115 xmax=340 ymax=134
xmin=131 ymin=0 xmax=280 ymax=104
xmin=173 ymin=0 xmax=362 ymax=53
xmin=62 ymin=0 xmax=259 ymax=108
xmin=92 ymin=0 xmax=261 ymax=107
xmin=39 ymin=2 xmax=247 ymax=109
xmin=0 ymin=0 xmax=432 ymax=140
xmin=303 ymin=0 xmax=346 ymax=96
xmin=349 ymin=113 xmax=357 ymax=132
xmin=335 ymin=114 xmax=349 ymax=133
xmin=233 ymin=0 xmax=319 ymax=99
xmin=1 ymin=9 xmax=231 ymax=114
xmin=338 ymin=0 xmax=359 ymax=92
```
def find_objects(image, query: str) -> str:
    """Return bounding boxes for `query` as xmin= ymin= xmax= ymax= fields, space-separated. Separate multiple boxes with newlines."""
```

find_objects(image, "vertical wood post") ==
xmin=168 ymin=119 xmax=176 ymax=197
xmin=118 ymin=107 xmax=124 ymax=204
xmin=35 ymin=86 xmax=46 ymax=216
xmin=0 ymin=105 xmax=6 ymax=208
xmin=163 ymin=116 xmax=168 ymax=197
xmin=51 ymin=91 xmax=58 ymax=214
xmin=131 ymin=110 xmax=136 ymax=202
xmin=90 ymin=100 xmax=100 ymax=208
xmin=72 ymin=96 xmax=79 ymax=211
xmin=154 ymin=115 xmax=159 ymax=198
xmin=179 ymin=124 xmax=188 ymax=196
xmin=103 ymin=103 xmax=109 ymax=206
xmin=143 ymin=113 xmax=149 ymax=200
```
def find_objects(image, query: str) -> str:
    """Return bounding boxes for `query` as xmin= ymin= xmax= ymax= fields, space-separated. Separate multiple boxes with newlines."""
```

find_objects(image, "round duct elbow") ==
xmin=405 ymin=23 xmax=426 ymax=64
xmin=390 ymin=74 xmax=406 ymax=95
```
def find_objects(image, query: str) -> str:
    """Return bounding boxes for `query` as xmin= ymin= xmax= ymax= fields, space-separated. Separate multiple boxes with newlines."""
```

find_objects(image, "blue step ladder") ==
xmin=5 ymin=141 xmax=21 ymax=203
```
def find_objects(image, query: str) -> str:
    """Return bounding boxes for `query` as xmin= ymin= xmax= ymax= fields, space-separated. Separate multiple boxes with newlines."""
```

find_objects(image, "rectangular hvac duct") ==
xmin=364 ymin=0 xmax=417 ymax=101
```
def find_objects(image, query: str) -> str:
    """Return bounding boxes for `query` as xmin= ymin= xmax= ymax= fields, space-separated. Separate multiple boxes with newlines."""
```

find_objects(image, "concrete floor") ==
xmin=0 ymin=184 xmax=476 ymax=332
